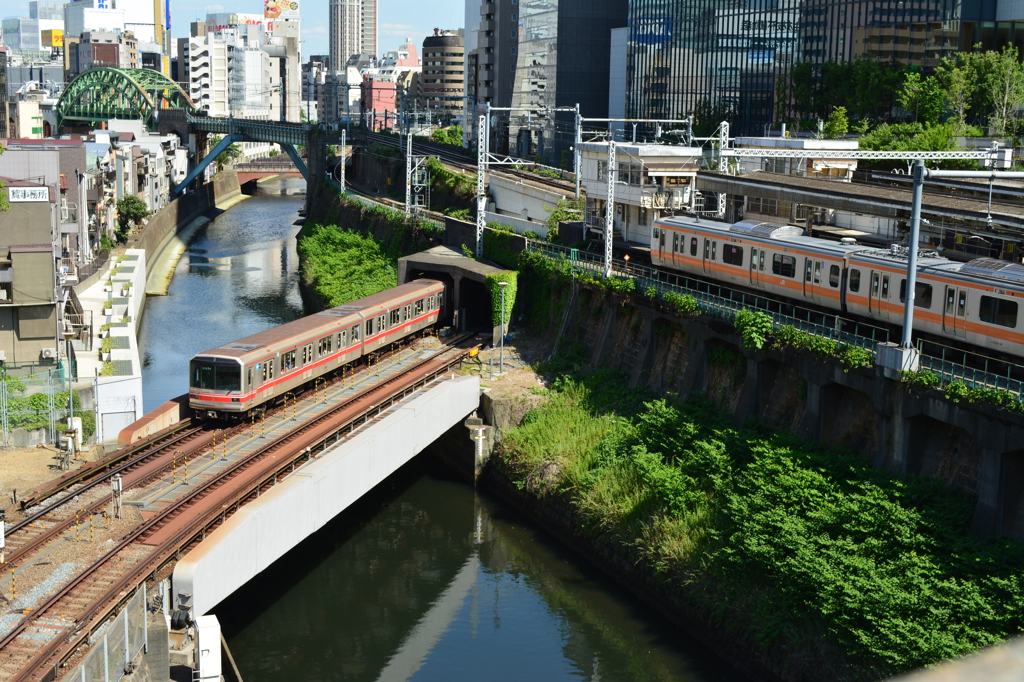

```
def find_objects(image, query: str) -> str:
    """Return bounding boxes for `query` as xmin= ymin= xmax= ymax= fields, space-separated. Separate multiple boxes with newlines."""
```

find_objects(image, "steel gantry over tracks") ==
xmin=55 ymin=67 xmax=197 ymax=132
xmin=171 ymin=116 xmax=314 ymax=195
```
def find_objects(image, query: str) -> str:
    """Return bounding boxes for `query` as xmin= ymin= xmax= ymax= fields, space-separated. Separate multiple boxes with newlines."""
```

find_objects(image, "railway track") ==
xmin=0 ymin=337 xmax=476 ymax=682
xmin=360 ymin=131 xmax=576 ymax=193
xmin=1 ymin=422 xmax=216 ymax=570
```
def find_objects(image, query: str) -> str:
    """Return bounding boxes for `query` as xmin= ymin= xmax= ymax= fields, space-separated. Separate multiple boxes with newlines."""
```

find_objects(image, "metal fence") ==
xmin=69 ymin=584 xmax=148 ymax=682
xmin=0 ymin=365 xmax=76 ymax=447
xmin=523 ymin=239 xmax=1024 ymax=399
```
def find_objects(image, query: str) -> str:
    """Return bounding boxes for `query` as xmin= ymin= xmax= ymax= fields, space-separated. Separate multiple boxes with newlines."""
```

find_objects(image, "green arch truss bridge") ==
xmin=56 ymin=67 xmax=197 ymax=131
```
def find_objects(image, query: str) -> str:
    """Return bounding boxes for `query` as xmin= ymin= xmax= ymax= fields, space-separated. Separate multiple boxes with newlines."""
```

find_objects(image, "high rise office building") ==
xmin=508 ymin=0 xmax=628 ymax=163
xmin=625 ymin=0 xmax=1024 ymax=135
xmin=329 ymin=0 xmax=377 ymax=72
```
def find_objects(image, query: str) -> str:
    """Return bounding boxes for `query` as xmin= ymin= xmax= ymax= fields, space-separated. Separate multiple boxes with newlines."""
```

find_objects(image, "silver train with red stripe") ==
xmin=188 ymin=279 xmax=446 ymax=420
xmin=651 ymin=216 xmax=1024 ymax=358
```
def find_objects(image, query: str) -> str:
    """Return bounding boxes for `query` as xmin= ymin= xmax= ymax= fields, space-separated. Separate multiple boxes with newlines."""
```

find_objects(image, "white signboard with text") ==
xmin=8 ymin=187 xmax=49 ymax=203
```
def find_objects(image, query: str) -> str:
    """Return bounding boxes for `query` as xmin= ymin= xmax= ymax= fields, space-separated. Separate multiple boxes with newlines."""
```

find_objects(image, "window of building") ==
xmin=980 ymin=295 xmax=1018 ymax=328
xmin=639 ymin=208 xmax=648 ymax=226
xmin=772 ymin=254 xmax=796 ymax=277
xmin=722 ymin=244 xmax=743 ymax=266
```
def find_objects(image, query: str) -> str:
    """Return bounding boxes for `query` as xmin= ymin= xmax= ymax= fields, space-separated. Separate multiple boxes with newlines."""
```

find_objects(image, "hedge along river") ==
xmin=138 ymin=176 xmax=748 ymax=681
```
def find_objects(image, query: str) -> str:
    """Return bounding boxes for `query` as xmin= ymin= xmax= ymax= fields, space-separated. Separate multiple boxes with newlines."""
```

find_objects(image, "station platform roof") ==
xmin=697 ymin=170 xmax=1024 ymax=236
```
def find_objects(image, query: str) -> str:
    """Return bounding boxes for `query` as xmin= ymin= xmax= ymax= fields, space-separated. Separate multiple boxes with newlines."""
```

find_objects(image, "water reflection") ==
xmin=137 ymin=177 xmax=306 ymax=411
xmin=217 ymin=459 xmax=747 ymax=682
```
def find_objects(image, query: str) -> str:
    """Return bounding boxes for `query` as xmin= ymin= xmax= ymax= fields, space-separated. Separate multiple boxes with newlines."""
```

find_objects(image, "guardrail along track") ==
xmin=1 ymin=339 xmax=474 ymax=682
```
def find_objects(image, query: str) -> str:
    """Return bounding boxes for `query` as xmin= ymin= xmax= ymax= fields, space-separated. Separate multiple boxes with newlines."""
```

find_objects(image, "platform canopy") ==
xmin=56 ymin=67 xmax=197 ymax=131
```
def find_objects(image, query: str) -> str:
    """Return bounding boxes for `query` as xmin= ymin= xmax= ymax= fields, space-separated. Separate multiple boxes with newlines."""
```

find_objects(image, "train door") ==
xmin=671 ymin=232 xmax=680 ymax=268
xmin=873 ymin=272 xmax=892 ymax=319
xmin=868 ymin=271 xmax=890 ymax=318
xmin=702 ymin=238 xmax=712 ymax=274
xmin=812 ymin=260 xmax=823 ymax=303
xmin=803 ymin=258 xmax=814 ymax=300
xmin=749 ymin=248 xmax=766 ymax=289
xmin=658 ymin=228 xmax=667 ymax=263
xmin=943 ymin=286 xmax=968 ymax=338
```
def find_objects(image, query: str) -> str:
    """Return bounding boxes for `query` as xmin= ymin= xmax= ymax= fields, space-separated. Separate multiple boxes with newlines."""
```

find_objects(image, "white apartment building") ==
xmin=183 ymin=32 xmax=230 ymax=117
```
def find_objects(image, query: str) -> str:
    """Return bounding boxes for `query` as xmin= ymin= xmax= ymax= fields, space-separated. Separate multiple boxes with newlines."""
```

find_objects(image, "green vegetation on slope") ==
xmin=296 ymin=224 xmax=397 ymax=306
xmin=500 ymin=369 xmax=1024 ymax=680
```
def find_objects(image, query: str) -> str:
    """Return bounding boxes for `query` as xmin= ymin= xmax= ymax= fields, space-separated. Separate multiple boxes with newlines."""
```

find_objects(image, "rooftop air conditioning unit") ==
xmin=41 ymin=348 xmax=57 ymax=359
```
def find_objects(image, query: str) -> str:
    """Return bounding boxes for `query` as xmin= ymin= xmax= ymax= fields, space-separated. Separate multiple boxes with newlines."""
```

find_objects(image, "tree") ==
xmin=984 ymin=45 xmax=1024 ymax=136
xmin=115 ymin=196 xmax=149 ymax=243
xmin=823 ymin=106 xmax=849 ymax=139
xmin=209 ymin=135 xmax=242 ymax=165
xmin=935 ymin=58 xmax=974 ymax=134
xmin=692 ymin=97 xmax=731 ymax=137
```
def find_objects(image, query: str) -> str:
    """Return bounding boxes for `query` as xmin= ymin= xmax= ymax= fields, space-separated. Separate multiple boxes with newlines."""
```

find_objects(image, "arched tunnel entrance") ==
xmin=399 ymin=247 xmax=512 ymax=340
xmin=405 ymin=269 xmax=492 ymax=334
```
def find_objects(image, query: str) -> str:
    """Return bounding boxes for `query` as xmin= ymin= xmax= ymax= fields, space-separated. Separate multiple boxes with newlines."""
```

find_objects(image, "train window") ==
xmin=366 ymin=320 xmax=374 ymax=337
xmin=703 ymin=240 xmax=710 ymax=259
xmin=772 ymin=254 xmax=796 ymax=278
xmin=318 ymin=336 xmax=332 ymax=357
xmin=192 ymin=363 xmax=215 ymax=390
xmin=189 ymin=362 xmax=239 ymax=391
xmin=690 ymin=237 xmax=697 ymax=256
xmin=267 ymin=360 xmax=275 ymax=380
xmin=804 ymin=260 xmax=813 ymax=283
xmin=247 ymin=367 xmax=252 ymax=388
xmin=829 ymin=265 xmax=840 ymax=287
xmin=391 ymin=309 xmax=401 ymax=326
xmin=415 ymin=299 xmax=424 ymax=314
xmin=722 ymin=244 xmax=743 ymax=266
xmin=980 ymin=295 xmax=1019 ymax=328
xmin=899 ymin=281 xmax=933 ymax=308
xmin=281 ymin=350 xmax=296 ymax=372
xmin=262 ymin=363 xmax=268 ymax=382
xmin=351 ymin=324 xmax=359 ymax=341
xmin=378 ymin=313 xmax=387 ymax=331
xmin=711 ymin=242 xmax=717 ymax=260
xmin=849 ymin=269 xmax=861 ymax=292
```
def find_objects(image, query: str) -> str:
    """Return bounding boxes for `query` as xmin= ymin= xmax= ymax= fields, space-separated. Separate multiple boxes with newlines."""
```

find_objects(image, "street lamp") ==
xmin=498 ymin=281 xmax=508 ymax=375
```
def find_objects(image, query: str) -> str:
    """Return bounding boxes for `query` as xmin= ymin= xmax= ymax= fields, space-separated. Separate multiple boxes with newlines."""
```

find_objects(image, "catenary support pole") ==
xmin=574 ymin=103 xmax=581 ymax=199
xmin=901 ymin=159 xmax=925 ymax=349
xmin=604 ymin=140 xmax=616 ymax=278
xmin=476 ymin=110 xmax=489 ymax=258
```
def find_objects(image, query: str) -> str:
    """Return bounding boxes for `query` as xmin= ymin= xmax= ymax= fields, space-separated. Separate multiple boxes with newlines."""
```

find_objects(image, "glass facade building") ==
xmin=508 ymin=0 xmax=627 ymax=163
xmin=626 ymin=0 xmax=1018 ymax=135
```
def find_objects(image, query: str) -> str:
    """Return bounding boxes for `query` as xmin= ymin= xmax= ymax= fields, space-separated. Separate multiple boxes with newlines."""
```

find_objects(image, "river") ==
xmin=138 ymin=176 xmax=747 ymax=682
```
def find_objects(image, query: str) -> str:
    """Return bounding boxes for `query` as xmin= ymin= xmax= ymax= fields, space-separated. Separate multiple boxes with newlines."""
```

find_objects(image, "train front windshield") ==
xmin=190 ymin=360 xmax=241 ymax=391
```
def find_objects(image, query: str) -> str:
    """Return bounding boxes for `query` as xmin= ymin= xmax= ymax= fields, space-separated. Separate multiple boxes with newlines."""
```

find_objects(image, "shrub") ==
xmin=900 ymin=369 xmax=940 ymax=387
xmin=734 ymin=309 xmax=773 ymax=350
xmin=945 ymin=381 xmax=969 ymax=403
xmin=662 ymin=291 xmax=699 ymax=315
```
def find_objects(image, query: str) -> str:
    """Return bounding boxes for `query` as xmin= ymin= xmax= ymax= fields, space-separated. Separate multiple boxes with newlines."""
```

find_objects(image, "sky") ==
xmin=5 ymin=0 xmax=467 ymax=58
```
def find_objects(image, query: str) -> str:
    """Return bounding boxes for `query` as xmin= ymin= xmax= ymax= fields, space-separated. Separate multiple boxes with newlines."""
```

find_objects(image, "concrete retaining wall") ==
xmin=532 ymin=282 xmax=1024 ymax=539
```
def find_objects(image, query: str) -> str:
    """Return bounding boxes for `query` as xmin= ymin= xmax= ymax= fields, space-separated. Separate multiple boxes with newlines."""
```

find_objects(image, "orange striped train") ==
xmin=651 ymin=216 xmax=1024 ymax=358
xmin=188 ymin=279 xmax=446 ymax=420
